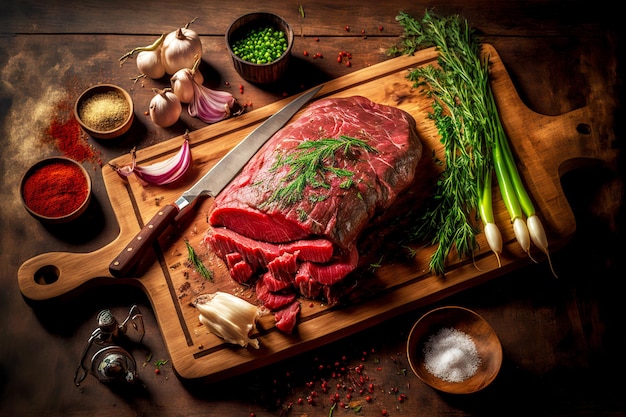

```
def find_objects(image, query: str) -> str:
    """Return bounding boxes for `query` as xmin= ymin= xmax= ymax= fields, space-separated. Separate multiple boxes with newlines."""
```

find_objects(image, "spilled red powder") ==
xmin=47 ymin=117 xmax=96 ymax=162
xmin=44 ymin=94 xmax=102 ymax=166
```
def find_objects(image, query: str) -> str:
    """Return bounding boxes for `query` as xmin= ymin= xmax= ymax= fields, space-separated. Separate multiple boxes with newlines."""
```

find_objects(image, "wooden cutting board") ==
xmin=18 ymin=45 xmax=598 ymax=381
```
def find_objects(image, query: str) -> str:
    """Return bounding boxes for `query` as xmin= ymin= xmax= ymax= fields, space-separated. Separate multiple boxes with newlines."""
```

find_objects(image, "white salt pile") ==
xmin=423 ymin=327 xmax=481 ymax=382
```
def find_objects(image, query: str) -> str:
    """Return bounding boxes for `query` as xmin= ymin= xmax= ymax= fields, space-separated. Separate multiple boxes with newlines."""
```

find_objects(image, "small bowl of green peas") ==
xmin=226 ymin=12 xmax=294 ymax=84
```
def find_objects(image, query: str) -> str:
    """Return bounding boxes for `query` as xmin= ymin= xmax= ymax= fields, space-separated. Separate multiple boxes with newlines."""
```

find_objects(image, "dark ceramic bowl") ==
xmin=74 ymin=84 xmax=134 ymax=139
xmin=407 ymin=306 xmax=503 ymax=394
xmin=20 ymin=157 xmax=92 ymax=224
xmin=226 ymin=12 xmax=294 ymax=84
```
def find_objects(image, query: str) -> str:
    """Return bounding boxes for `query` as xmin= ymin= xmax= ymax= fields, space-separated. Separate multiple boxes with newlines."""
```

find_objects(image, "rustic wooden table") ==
xmin=0 ymin=1 xmax=623 ymax=416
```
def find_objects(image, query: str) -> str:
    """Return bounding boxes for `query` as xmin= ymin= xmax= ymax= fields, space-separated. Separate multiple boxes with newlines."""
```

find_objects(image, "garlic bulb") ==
xmin=195 ymin=292 xmax=261 ymax=349
xmin=149 ymin=88 xmax=182 ymax=128
xmin=170 ymin=55 xmax=204 ymax=103
xmin=119 ymin=34 xmax=166 ymax=79
xmin=137 ymin=50 xmax=165 ymax=79
xmin=162 ymin=25 xmax=203 ymax=75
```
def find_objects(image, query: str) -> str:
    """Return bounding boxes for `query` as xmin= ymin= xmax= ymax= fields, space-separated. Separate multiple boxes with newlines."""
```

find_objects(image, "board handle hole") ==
xmin=576 ymin=123 xmax=591 ymax=135
xmin=35 ymin=265 xmax=60 ymax=285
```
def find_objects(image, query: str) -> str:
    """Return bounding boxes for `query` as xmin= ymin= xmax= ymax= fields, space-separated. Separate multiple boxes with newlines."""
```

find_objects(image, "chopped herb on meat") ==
xmin=266 ymin=135 xmax=378 ymax=207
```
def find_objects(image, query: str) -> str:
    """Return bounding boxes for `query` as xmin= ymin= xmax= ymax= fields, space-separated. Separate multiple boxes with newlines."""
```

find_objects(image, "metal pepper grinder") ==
xmin=74 ymin=305 xmax=145 ymax=386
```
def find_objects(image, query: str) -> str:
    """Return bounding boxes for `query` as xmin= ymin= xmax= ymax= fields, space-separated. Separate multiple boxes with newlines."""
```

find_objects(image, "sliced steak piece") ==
xmin=267 ymin=252 xmax=299 ymax=283
xmin=260 ymin=270 xmax=293 ymax=292
xmin=209 ymin=206 xmax=310 ymax=243
xmin=207 ymin=226 xmax=335 ymax=267
xmin=209 ymin=96 xmax=422 ymax=250
xmin=293 ymin=272 xmax=323 ymax=299
xmin=296 ymin=245 xmax=359 ymax=286
xmin=255 ymin=273 xmax=297 ymax=310
xmin=274 ymin=300 xmax=301 ymax=334
xmin=224 ymin=252 xmax=255 ymax=284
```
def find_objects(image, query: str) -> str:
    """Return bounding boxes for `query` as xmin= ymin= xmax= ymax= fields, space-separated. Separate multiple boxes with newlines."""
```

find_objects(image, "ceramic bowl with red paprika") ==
xmin=20 ymin=157 xmax=92 ymax=224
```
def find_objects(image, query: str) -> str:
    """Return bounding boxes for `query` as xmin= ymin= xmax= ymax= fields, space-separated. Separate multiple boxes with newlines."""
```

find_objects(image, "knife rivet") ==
xmin=148 ymin=224 xmax=154 ymax=229
xmin=126 ymin=247 xmax=133 ymax=252
xmin=136 ymin=236 xmax=142 ymax=241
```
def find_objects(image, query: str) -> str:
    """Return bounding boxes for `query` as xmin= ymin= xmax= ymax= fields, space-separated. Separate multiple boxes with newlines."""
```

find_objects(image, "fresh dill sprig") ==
xmin=392 ymin=10 xmax=495 ymax=275
xmin=185 ymin=240 xmax=213 ymax=281
xmin=266 ymin=135 xmax=377 ymax=207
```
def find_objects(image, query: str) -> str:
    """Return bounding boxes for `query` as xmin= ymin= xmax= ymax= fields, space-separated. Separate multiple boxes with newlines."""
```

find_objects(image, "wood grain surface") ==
xmin=17 ymin=44 xmax=606 ymax=381
xmin=1 ymin=1 xmax=623 ymax=416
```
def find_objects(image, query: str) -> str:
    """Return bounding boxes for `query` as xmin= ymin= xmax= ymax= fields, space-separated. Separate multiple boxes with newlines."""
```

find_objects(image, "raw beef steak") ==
xmin=205 ymin=96 xmax=422 ymax=333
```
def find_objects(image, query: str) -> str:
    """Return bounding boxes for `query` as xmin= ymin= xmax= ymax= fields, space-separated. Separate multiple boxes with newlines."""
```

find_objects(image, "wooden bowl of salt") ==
xmin=74 ymin=84 xmax=134 ymax=139
xmin=407 ymin=306 xmax=502 ymax=394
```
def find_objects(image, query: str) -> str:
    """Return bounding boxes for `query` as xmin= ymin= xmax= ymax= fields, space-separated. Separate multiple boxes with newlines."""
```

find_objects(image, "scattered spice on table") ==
xmin=77 ymin=91 xmax=130 ymax=131
xmin=47 ymin=116 xmax=95 ymax=162
xmin=22 ymin=160 xmax=88 ymax=217
xmin=44 ymin=95 xmax=102 ymax=166
xmin=423 ymin=327 xmax=481 ymax=382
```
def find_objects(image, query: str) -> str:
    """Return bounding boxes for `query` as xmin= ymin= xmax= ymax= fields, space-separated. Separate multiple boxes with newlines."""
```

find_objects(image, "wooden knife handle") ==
xmin=109 ymin=204 xmax=180 ymax=277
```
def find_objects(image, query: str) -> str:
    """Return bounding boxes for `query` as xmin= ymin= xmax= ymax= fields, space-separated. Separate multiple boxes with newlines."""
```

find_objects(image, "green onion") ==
xmin=479 ymin=169 xmax=502 ymax=266
xmin=489 ymin=90 xmax=535 ymax=218
xmin=493 ymin=128 xmax=532 ymax=258
xmin=493 ymin=134 xmax=522 ymax=221
xmin=491 ymin=91 xmax=557 ymax=276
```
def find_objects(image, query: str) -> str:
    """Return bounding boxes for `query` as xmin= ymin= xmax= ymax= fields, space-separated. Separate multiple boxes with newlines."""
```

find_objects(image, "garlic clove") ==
xmin=195 ymin=292 xmax=261 ymax=349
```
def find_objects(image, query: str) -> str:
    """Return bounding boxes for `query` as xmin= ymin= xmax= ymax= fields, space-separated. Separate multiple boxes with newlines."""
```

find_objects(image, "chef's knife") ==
xmin=109 ymin=85 xmax=322 ymax=278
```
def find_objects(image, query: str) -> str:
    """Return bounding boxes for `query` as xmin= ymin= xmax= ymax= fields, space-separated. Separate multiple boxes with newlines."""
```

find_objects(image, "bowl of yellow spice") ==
xmin=407 ymin=306 xmax=503 ymax=394
xmin=74 ymin=84 xmax=134 ymax=139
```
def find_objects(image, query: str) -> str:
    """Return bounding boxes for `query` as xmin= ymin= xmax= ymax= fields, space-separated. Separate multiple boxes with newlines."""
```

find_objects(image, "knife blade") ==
xmin=109 ymin=85 xmax=322 ymax=277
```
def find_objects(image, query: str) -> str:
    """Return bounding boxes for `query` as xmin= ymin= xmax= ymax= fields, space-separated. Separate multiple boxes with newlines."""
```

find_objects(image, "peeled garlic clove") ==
xmin=199 ymin=314 xmax=259 ymax=350
xmin=195 ymin=292 xmax=261 ymax=349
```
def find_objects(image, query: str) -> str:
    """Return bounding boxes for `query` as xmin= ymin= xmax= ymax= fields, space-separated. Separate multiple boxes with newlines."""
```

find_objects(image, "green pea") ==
xmin=232 ymin=25 xmax=288 ymax=64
